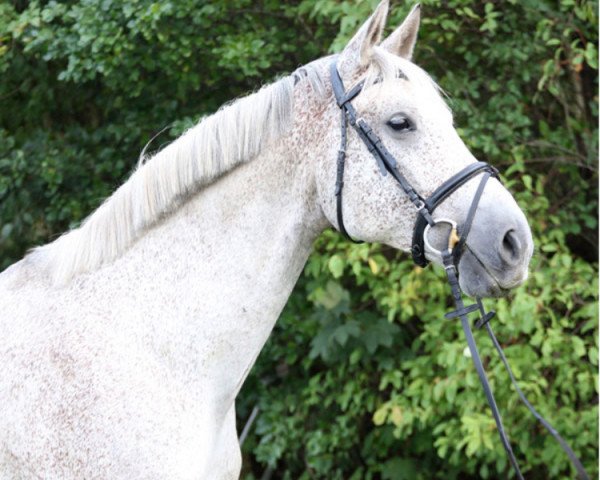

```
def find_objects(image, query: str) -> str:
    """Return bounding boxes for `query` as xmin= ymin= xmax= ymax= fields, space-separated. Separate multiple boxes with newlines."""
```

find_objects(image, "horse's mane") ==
xmin=31 ymin=62 xmax=326 ymax=285
xmin=30 ymin=49 xmax=439 ymax=286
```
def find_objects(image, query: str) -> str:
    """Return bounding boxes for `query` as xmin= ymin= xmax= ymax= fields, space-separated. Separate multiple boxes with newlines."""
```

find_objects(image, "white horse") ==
xmin=0 ymin=2 xmax=533 ymax=478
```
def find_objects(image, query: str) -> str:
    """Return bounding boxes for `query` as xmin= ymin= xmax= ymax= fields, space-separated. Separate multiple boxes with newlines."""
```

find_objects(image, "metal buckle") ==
xmin=356 ymin=117 xmax=370 ymax=132
xmin=413 ymin=199 xmax=425 ymax=211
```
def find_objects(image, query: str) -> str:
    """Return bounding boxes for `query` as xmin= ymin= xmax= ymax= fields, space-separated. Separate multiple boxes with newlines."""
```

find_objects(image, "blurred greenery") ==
xmin=0 ymin=0 xmax=597 ymax=478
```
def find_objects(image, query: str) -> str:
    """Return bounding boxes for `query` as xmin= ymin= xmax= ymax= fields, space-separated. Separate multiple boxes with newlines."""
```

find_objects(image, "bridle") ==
xmin=329 ymin=58 xmax=589 ymax=480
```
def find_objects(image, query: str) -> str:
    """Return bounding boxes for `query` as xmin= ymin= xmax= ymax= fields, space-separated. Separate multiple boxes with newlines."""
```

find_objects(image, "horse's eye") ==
xmin=387 ymin=115 xmax=414 ymax=133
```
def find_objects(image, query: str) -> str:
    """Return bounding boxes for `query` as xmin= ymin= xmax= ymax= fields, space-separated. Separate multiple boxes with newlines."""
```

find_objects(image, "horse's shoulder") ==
xmin=0 ymin=255 xmax=50 ymax=292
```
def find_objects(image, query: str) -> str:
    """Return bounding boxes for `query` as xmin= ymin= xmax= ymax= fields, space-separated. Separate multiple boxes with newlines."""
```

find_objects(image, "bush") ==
xmin=1 ymin=1 xmax=597 ymax=478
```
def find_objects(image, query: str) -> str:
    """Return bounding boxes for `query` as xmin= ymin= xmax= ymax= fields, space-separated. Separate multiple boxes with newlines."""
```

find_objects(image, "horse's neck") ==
xmin=76 ymin=134 xmax=326 ymax=405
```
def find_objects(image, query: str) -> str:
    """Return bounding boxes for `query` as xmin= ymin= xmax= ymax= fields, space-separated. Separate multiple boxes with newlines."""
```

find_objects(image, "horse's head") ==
xmin=313 ymin=1 xmax=533 ymax=297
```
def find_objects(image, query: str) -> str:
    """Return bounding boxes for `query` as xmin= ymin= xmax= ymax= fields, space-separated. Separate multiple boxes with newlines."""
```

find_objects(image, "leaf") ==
xmin=314 ymin=281 xmax=348 ymax=310
xmin=585 ymin=41 xmax=598 ymax=69
xmin=589 ymin=347 xmax=598 ymax=366
xmin=333 ymin=320 xmax=360 ymax=346
xmin=373 ymin=405 xmax=388 ymax=426
xmin=328 ymin=254 xmax=344 ymax=278
xmin=572 ymin=336 xmax=586 ymax=358
xmin=390 ymin=406 xmax=403 ymax=426
xmin=368 ymin=257 xmax=379 ymax=275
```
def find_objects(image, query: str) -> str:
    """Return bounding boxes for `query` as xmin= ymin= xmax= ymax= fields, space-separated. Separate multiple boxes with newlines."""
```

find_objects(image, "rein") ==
xmin=329 ymin=58 xmax=589 ymax=479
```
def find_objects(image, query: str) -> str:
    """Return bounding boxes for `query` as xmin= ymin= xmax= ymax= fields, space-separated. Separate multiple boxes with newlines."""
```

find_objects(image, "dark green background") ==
xmin=0 ymin=1 xmax=597 ymax=478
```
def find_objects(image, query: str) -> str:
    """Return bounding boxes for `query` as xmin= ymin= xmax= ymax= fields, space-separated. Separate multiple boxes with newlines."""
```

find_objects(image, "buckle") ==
xmin=413 ymin=198 xmax=434 ymax=222
xmin=413 ymin=199 xmax=425 ymax=211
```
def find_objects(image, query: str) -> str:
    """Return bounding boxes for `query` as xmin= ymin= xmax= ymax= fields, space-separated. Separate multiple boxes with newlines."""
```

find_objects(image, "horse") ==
xmin=0 ymin=2 xmax=533 ymax=478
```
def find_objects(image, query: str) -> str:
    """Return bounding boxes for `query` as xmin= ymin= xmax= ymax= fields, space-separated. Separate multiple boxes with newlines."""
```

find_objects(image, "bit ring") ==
xmin=423 ymin=219 xmax=460 ymax=258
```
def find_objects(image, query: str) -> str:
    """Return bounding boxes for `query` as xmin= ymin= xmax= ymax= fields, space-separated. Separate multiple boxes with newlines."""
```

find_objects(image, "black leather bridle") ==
xmin=329 ymin=58 xmax=589 ymax=480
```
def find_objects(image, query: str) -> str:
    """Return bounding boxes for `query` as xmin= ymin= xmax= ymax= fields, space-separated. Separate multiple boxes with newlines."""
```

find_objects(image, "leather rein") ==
xmin=329 ymin=58 xmax=589 ymax=480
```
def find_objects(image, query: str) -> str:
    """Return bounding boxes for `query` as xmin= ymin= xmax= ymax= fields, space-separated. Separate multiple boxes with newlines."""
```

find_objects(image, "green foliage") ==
xmin=0 ymin=0 xmax=597 ymax=478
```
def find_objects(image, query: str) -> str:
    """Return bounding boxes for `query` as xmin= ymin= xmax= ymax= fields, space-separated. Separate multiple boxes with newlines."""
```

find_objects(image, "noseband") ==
xmin=329 ymin=58 xmax=588 ymax=480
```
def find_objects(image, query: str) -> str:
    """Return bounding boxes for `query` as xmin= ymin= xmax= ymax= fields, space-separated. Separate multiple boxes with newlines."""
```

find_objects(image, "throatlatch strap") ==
xmin=334 ymin=100 xmax=363 ymax=244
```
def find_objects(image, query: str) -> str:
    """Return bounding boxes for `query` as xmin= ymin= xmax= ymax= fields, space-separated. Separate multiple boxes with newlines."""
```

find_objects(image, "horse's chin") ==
xmin=457 ymin=250 xmax=520 ymax=298
xmin=459 ymin=274 xmax=510 ymax=298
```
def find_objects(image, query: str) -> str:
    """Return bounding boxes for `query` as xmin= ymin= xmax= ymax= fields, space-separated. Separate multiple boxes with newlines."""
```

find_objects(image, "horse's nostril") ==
xmin=500 ymin=229 xmax=522 ymax=264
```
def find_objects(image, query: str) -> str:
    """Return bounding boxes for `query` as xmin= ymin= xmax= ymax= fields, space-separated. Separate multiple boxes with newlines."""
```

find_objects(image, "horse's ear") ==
xmin=381 ymin=3 xmax=421 ymax=60
xmin=338 ymin=0 xmax=389 ymax=77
